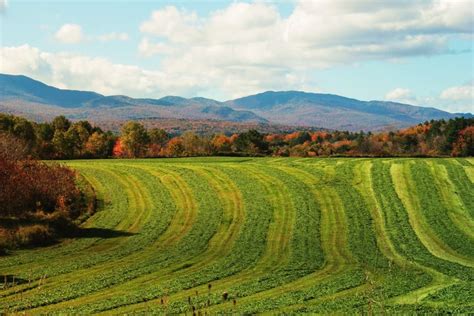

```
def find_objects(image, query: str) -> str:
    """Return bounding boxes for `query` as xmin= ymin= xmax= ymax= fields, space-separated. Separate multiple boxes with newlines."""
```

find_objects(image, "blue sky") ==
xmin=1 ymin=0 xmax=473 ymax=113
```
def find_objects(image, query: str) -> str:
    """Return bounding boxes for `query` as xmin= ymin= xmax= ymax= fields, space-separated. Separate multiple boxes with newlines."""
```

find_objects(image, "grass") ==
xmin=0 ymin=157 xmax=472 ymax=314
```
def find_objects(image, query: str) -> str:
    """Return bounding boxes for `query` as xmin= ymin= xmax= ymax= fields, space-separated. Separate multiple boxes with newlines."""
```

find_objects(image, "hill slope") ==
xmin=1 ymin=74 xmax=470 ymax=130
xmin=226 ymin=90 xmax=470 ymax=130
xmin=0 ymin=158 xmax=472 ymax=314
xmin=0 ymin=74 xmax=101 ymax=108
xmin=0 ymin=74 xmax=266 ymax=123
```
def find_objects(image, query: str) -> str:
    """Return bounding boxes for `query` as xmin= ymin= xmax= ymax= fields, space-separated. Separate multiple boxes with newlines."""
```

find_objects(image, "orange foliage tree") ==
xmin=112 ymin=138 xmax=124 ymax=157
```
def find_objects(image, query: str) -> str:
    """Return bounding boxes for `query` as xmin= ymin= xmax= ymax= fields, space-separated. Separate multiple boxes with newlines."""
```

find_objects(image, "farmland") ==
xmin=1 ymin=157 xmax=473 ymax=314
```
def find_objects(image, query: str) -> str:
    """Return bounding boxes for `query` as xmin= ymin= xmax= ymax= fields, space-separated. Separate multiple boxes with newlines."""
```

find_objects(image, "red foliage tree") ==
xmin=452 ymin=126 xmax=474 ymax=157
xmin=112 ymin=138 xmax=124 ymax=157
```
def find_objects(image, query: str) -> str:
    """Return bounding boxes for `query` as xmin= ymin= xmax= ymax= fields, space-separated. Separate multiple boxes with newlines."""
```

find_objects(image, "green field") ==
xmin=1 ymin=158 xmax=473 ymax=314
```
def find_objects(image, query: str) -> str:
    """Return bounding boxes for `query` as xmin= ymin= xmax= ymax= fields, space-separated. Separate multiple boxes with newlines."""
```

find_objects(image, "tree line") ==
xmin=0 ymin=114 xmax=473 ymax=159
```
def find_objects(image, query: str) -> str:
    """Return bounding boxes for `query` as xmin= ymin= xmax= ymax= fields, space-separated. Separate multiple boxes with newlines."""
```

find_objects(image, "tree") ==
xmin=85 ymin=132 xmax=110 ymax=157
xmin=289 ymin=131 xmax=311 ymax=146
xmin=35 ymin=123 xmax=55 ymax=158
xmin=12 ymin=117 xmax=36 ymax=148
xmin=212 ymin=134 xmax=232 ymax=152
xmin=52 ymin=116 xmax=71 ymax=132
xmin=148 ymin=128 xmax=169 ymax=157
xmin=233 ymin=129 xmax=268 ymax=154
xmin=120 ymin=122 xmax=149 ymax=157
xmin=0 ymin=114 xmax=36 ymax=153
xmin=113 ymin=138 xmax=125 ymax=157
xmin=65 ymin=121 xmax=93 ymax=157
xmin=164 ymin=137 xmax=184 ymax=157
xmin=0 ymin=114 xmax=14 ymax=132
xmin=64 ymin=128 xmax=81 ymax=157
xmin=182 ymin=131 xmax=211 ymax=156
xmin=52 ymin=130 xmax=73 ymax=158
xmin=149 ymin=128 xmax=169 ymax=146
xmin=452 ymin=126 xmax=474 ymax=157
xmin=36 ymin=123 xmax=54 ymax=142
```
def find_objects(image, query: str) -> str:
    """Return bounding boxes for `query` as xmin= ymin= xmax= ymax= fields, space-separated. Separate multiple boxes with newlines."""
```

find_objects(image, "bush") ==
xmin=0 ymin=133 xmax=87 ymax=252
xmin=0 ymin=229 xmax=11 ymax=254
xmin=14 ymin=224 xmax=53 ymax=247
xmin=0 ymin=133 xmax=81 ymax=218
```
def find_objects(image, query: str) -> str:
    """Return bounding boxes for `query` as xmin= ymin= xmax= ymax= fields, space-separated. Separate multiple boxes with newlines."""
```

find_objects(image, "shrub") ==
xmin=14 ymin=224 xmax=53 ymax=247
xmin=0 ymin=133 xmax=81 ymax=217
xmin=0 ymin=133 xmax=86 ymax=251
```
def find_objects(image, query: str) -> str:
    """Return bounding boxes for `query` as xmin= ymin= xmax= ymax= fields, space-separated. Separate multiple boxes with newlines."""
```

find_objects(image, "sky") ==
xmin=0 ymin=0 xmax=473 ymax=113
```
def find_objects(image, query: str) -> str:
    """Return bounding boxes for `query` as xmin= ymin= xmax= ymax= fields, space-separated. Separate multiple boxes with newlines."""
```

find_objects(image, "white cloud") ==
xmin=136 ymin=0 xmax=473 ymax=97
xmin=2 ymin=1 xmax=473 ymax=103
xmin=0 ymin=45 xmax=44 ymax=73
xmin=54 ymin=24 xmax=129 ymax=44
xmin=2 ymin=44 xmax=473 ymax=114
xmin=0 ymin=44 xmax=200 ymax=97
xmin=384 ymin=83 xmax=474 ymax=113
xmin=385 ymin=88 xmax=417 ymax=104
xmin=55 ymin=24 xmax=84 ymax=44
xmin=439 ymin=83 xmax=474 ymax=113
xmin=440 ymin=83 xmax=474 ymax=101
xmin=138 ymin=38 xmax=173 ymax=57
xmin=0 ymin=44 xmax=315 ymax=99
xmin=139 ymin=6 xmax=199 ymax=43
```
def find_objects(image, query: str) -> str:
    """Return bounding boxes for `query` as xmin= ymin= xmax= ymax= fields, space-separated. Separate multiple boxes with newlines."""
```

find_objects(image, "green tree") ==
xmin=120 ymin=122 xmax=149 ymax=157
xmin=233 ymin=129 xmax=268 ymax=154
xmin=52 ymin=116 xmax=71 ymax=132
xmin=149 ymin=128 xmax=169 ymax=146
xmin=64 ymin=128 xmax=82 ymax=157
xmin=36 ymin=123 xmax=54 ymax=142
xmin=52 ymin=130 xmax=73 ymax=158
xmin=66 ymin=121 xmax=92 ymax=157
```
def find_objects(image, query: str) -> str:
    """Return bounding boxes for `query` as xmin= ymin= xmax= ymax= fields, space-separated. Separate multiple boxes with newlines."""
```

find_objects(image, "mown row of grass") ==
xmin=0 ymin=157 xmax=472 ymax=314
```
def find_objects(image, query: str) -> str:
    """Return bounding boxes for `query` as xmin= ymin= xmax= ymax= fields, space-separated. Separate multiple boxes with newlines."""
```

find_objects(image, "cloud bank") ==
xmin=385 ymin=82 xmax=473 ymax=113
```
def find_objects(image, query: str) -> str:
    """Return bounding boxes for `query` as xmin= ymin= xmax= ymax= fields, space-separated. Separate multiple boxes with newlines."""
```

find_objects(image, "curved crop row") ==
xmin=0 ymin=158 xmax=472 ymax=314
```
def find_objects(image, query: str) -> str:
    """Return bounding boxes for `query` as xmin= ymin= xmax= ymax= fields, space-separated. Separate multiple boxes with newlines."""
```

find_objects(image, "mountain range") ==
xmin=1 ymin=73 xmax=471 ymax=131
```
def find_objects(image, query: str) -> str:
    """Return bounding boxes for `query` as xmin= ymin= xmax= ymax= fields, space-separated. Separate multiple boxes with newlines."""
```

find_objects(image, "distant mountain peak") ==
xmin=0 ymin=73 xmax=470 ymax=131
xmin=0 ymin=73 xmax=103 ymax=108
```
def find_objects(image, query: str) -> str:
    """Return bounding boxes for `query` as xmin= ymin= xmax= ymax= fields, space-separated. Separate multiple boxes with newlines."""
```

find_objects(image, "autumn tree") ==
xmin=120 ymin=122 xmax=149 ymax=157
xmin=288 ymin=131 xmax=311 ymax=146
xmin=181 ymin=131 xmax=211 ymax=156
xmin=148 ymin=128 xmax=169 ymax=157
xmin=212 ymin=134 xmax=232 ymax=152
xmin=112 ymin=138 xmax=124 ymax=157
xmin=452 ymin=126 xmax=474 ymax=156
xmin=85 ymin=132 xmax=111 ymax=157
xmin=164 ymin=137 xmax=185 ymax=157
